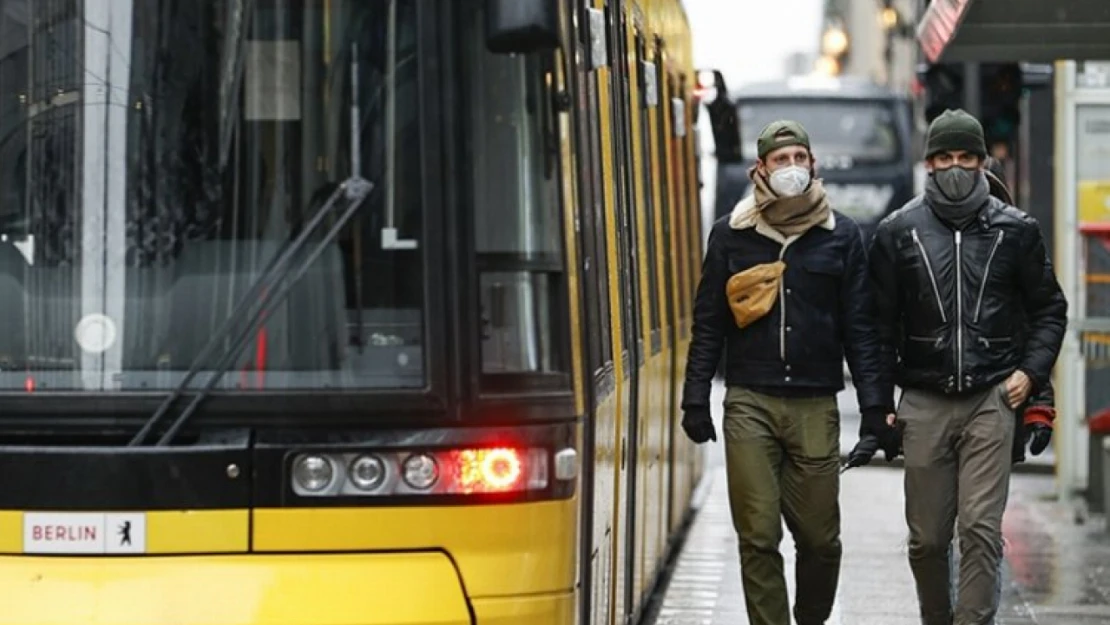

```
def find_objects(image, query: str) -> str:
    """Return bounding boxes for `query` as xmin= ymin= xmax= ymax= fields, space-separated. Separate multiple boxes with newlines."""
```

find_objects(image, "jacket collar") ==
xmin=975 ymin=196 xmax=1007 ymax=230
xmin=921 ymin=194 xmax=1002 ymax=232
xmin=728 ymin=194 xmax=836 ymax=243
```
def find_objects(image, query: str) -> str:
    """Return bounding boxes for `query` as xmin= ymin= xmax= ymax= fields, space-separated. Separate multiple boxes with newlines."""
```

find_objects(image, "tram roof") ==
xmin=918 ymin=0 xmax=1110 ymax=64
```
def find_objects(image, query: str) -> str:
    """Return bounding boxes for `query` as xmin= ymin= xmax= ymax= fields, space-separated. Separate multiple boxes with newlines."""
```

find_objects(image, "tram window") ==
xmin=636 ymin=35 xmax=661 ymax=344
xmin=459 ymin=6 xmax=568 ymax=384
xmin=660 ymin=71 xmax=681 ymax=338
xmin=610 ymin=3 xmax=640 ymax=362
xmin=0 ymin=0 xmax=428 ymax=391
xmin=667 ymin=75 xmax=691 ymax=336
xmin=674 ymin=88 xmax=693 ymax=337
xmin=576 ymin=0 xmax=613 ymax=372
xmin=668 ymin=73 xmax=688 ymax=335
xmin=684 ymin=127 xmax=699 ymax=332
xmin=587 ymin=97 xmax=614 ymax=370
xmin=589 ymin=89 xmax=614 ymax=369
xmin=579 ymin=90 xmax=611 ymax=373
xmin=570 ymin=0 xmax=610 ymax=374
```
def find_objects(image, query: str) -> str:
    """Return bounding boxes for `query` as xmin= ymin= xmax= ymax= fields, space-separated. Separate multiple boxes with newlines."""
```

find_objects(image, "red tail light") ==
xmin=290 ymin=447 xmax=553 ymax=497
xmin=454 ymin=448 xmax=524 ymax=493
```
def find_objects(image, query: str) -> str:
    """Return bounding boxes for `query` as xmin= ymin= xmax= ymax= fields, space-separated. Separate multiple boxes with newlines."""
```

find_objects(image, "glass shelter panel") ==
xmin=1077 ymin=105 xmax=1110 ymax=423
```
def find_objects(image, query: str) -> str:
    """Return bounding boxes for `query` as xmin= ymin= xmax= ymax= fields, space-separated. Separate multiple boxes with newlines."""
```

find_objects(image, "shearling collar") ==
xmin=728 ymin=193 xmax=835 ymax=243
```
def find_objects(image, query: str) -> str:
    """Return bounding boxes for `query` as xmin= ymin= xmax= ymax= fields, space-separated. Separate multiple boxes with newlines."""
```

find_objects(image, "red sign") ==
xmin=916 ymin=0 xmax=975 ymax=63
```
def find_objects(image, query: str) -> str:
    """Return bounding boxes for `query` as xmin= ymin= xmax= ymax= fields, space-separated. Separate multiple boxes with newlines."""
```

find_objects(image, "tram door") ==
xmin=606 ymin=2 xmax=642 ymax=622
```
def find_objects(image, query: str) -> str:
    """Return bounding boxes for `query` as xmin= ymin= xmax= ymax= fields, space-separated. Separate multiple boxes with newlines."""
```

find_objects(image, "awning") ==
xmin=917 ymin=0 xmax=1110 ymax=63
xmin=916 ymin=0 xmax=973 ymax=64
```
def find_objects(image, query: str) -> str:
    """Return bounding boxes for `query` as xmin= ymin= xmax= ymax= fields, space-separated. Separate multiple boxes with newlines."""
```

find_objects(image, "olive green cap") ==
xmin=925 ymin=108 xmax=987 ymax=159
xmin=756 ymin=120 xmax=811 ymax=160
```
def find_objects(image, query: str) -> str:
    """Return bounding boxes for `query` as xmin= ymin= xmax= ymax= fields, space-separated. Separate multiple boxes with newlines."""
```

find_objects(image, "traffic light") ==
xmin=979 ymin=62 xmax=1022 ymax=147
xmin=922 ymin=63 xmax=964 ymax=123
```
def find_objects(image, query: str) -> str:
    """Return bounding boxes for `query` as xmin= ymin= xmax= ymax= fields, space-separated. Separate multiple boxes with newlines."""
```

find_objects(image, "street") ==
xmin=649 ymin=382 xmax=1108 ymax=624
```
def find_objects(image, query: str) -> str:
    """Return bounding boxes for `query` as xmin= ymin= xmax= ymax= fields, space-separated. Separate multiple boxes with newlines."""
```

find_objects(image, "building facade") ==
xmin=820 ymin=0 xmax=922 ymax=94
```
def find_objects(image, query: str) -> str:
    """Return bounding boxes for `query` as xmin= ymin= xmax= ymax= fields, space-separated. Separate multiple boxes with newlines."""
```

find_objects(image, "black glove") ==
xmin=1025 ymin=422 xmax=1052 ymax=456
xmin=681 ymin=409 xmax=717 ymax=444
xmin=859 ymin=407 xmax=901 ymax=463
xmin=846 ymin=434 xmax=880 ymax=469
xmin=1022 ymin=405 xmax=1054 ymax=457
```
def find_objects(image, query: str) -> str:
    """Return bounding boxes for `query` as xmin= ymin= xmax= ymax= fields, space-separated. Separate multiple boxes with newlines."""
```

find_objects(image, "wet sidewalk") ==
xmin=648 ymin=383 xmax=1110 ymax=624
xmin=1002 ymin=479 xmax=1110 ymax=623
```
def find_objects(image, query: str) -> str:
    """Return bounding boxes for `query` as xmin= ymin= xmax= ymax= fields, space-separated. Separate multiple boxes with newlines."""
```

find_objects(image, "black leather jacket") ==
xmin=869 ymin=195 xmax=1067 ymax=395
xmin=682 ymin=200 xmax=890 ymax=414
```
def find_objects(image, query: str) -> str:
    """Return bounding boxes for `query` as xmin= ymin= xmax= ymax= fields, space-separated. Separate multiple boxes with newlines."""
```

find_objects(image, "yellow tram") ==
xmin=0 ymin=0 xmax=705 ymax=623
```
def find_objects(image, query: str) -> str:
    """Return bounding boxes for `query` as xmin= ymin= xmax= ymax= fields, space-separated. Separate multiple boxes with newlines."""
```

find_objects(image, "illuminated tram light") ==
xmin=455 ymin=448 xmax=524 ymax=493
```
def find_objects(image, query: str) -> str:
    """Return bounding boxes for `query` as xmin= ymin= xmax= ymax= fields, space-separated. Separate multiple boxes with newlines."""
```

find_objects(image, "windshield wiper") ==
xmin=129 ymin=43 xmax=375 ymax=447
xmin=127 ymin=176 xmax=373 ymax=447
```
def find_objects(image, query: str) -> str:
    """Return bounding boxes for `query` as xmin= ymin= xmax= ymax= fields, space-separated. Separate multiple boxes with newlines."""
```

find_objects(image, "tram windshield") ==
xmin=0 ymin=0 xmax=425 ymax=391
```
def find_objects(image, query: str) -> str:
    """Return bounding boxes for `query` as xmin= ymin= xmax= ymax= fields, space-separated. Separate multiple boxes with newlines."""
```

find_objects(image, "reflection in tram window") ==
xmin=459 ymin=4 xmax=568 ymax=386
xmin=0 ymin=0 xmax=426 ymax=391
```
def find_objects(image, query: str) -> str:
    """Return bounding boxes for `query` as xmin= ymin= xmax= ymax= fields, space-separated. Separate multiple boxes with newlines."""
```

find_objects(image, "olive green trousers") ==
xmin=723 ymin=386 xmax=842 ymax=625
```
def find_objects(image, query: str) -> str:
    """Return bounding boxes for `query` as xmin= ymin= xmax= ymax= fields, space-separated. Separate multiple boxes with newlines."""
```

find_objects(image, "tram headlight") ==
xmin=349 ymin=454 xmax=387 ymax=491
xmin=287 ymin=445 xmax=570 ymax=498
xmin=402 ymin=453 xmax=439 ymax=490
xmin=292 ymin=454 xmax=335 ymax=493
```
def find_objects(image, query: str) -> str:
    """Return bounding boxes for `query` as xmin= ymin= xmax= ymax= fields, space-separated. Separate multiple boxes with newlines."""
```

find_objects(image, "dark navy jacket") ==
xmin=681 ymin=195 xmax=891 ymax=414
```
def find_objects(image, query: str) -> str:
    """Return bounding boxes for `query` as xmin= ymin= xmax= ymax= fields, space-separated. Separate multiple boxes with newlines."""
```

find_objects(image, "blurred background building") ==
xmin=821 ymin=0 xmax=919 ymax=92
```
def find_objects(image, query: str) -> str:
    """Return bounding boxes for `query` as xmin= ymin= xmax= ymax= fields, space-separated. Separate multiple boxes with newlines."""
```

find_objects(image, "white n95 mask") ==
xmin=768 ymin=165 xmax=811 ymax=197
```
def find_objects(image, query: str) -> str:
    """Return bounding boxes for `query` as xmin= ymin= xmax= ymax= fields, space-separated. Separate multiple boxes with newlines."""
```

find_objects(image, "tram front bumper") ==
xmin=0 ymin=552 xmax=473 ymax=625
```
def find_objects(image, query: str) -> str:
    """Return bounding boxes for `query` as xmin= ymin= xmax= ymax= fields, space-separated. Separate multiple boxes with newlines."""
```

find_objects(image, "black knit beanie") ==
xmin=925 ymin=109 xmax=987 ymax=159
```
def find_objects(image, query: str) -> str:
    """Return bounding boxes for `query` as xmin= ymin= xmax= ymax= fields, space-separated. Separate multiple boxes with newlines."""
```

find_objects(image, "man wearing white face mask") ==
xmin=681 ymin=120 xmax=891 ymax=625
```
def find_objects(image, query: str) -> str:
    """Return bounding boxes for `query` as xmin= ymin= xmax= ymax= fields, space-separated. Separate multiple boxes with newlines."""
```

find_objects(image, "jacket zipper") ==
xmin=955 ymin=230 xmax=963 ymax=391
xmin=912 ymin=228 xmax=947 ymax=323
xmin=778 ymin=245 xmax=787 ymax=362
xmin=974 ymin=231 xmax=1005 ymax=322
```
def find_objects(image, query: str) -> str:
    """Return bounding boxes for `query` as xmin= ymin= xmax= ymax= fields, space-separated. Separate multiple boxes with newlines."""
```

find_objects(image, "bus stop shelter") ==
xmin=917 ymin=0 xmax=1110 ymax=64
xmin=917 ymin=0 xmax=1110 ymax=506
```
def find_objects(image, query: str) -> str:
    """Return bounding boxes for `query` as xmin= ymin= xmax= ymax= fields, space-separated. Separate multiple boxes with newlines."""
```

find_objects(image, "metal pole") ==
xmin=963 ymin=61 xmax=980 ymax=118
xmin=1054 ymin=60 xmax=1085 ymax=502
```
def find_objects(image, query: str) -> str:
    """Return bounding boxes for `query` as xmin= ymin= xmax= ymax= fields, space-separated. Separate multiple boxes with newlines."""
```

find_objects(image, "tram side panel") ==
xmin=623 ymin=5 xmax=652 ymax=607
xmin=594 ymin=2 xmax=634 ymax=622
xmin=576 ymin=14 xmax=618 ymax=625
xmin=572 ymin=0 xmax=705 ymax=622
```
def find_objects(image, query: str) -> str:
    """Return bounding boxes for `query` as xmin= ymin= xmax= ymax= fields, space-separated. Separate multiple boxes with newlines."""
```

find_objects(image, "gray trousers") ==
xmin=899 ymin=382 xmax=1015 ymax=625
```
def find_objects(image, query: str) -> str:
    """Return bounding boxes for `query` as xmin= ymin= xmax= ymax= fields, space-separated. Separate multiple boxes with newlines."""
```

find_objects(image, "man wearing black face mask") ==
xmin=867 ymin=109 xmax=1068 ymax=625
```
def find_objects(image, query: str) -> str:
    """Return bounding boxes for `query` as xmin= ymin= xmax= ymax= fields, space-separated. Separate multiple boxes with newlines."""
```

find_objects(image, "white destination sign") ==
xmin=23 ymin=512 xmax=146 ymax=554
